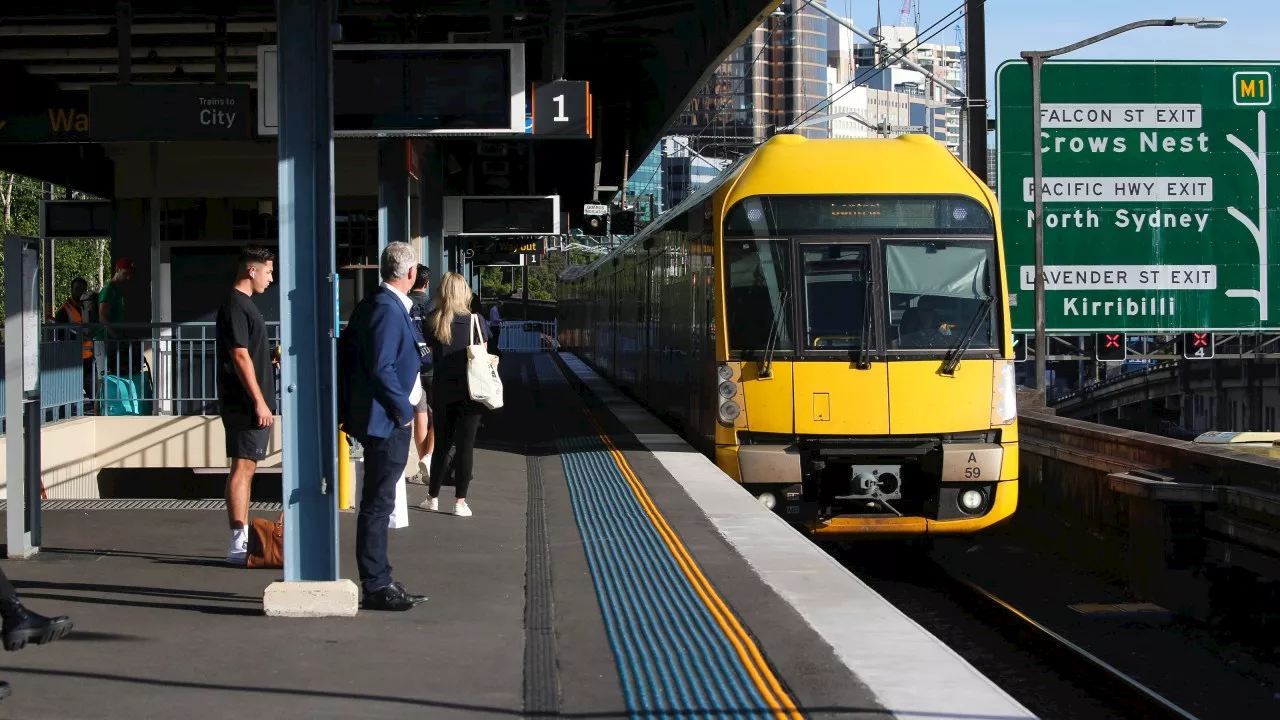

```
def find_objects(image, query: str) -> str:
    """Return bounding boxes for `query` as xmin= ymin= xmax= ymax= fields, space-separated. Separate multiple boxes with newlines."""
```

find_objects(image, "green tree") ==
xmin=0 ymin=172 xmax=111 ymax=324
xmin=477 ymin=247 xmax=599 ymax=303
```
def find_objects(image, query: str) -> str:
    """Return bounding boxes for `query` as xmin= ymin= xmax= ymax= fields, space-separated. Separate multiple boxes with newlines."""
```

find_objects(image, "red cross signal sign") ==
xmin=1095 ymin=332 xmax=1126 ymax=361
xmin=1182 ymin=332 xmax=1215 ymax=359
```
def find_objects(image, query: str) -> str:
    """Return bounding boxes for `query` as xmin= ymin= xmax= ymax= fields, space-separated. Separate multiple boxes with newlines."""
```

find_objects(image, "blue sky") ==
xmin=834 ymin=0 xmax=1271 ymax=100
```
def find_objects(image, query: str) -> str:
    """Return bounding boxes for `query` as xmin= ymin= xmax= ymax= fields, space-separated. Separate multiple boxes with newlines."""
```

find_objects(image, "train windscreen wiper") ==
xmin=855 ymin=274 xmax=874 ymax=370
xmin=759 ymin=288 xmax=791 ymax=379
xmin=938 ymin=295 xmax=994 ymax=376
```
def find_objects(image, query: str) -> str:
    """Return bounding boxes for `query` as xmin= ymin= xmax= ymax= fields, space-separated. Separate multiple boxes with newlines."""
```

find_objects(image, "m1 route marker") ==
xmin=997 ymin=60 xmax=1278 ymax=333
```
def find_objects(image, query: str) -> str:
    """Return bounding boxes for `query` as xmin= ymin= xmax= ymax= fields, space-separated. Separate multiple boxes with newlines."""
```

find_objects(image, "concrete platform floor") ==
xmin=0 ymin=482 xmax=527 ymax=720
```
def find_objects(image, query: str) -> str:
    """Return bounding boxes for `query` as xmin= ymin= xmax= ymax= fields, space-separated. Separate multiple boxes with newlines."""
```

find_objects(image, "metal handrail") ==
xmin=1049 ymin=360 xmax=1180 ymax=405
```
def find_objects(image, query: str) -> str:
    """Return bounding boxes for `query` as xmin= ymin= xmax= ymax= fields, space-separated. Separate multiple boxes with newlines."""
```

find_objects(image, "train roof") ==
xmin=724 ymin=133 xmax=991 ymax=205
xmin=560 ymin=133 xmax=994 ymax=282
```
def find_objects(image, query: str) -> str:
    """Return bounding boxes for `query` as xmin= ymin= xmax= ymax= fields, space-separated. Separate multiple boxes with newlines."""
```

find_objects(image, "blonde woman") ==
xmin=419 ymin=272 xmax=492 ymax=516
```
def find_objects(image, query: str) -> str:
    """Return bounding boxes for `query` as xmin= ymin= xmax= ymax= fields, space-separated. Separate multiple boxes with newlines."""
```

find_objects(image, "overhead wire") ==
xmin=786 ymin=0 xmax=971 ymax=131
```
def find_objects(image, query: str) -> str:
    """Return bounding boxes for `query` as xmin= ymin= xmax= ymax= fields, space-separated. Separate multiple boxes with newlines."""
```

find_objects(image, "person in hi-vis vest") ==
xmin=53 ymin=277 xmax=96 ymax=408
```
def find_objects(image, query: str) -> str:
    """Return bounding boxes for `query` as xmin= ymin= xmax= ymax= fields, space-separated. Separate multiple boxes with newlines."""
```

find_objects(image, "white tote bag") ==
xmin=353 ymin=457 xmax=409 ymax=529
xmin=466 ymin=313 xmax=504 ymax=410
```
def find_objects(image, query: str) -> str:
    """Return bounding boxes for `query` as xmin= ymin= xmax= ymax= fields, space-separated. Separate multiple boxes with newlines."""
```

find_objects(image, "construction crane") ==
xmin=900 ymin=0 xmax=920 ymax=34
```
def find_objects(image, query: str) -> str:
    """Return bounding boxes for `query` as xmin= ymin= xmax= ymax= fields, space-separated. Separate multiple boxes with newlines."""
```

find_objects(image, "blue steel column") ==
xmin=378 ymin=139 xmax=408 ymax=252
xmin=277 ymin=0 xmax=339 ymax=581
xmin=420 ymin=140 xmax=445 ymax=289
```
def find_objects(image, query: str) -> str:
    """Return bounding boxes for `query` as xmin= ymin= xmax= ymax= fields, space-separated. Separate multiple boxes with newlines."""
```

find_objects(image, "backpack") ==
xmin=337 ymin=296 xmax=374 ymax=429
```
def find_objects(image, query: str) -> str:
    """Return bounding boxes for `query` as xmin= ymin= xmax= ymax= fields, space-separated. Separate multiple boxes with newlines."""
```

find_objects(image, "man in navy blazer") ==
xmin=344 ymin=241 xmax=429 ymax=612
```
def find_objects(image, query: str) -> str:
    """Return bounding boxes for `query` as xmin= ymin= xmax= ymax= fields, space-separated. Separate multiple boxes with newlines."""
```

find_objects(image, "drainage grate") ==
xmin=0 ymin=499 xmax=284 ymax=511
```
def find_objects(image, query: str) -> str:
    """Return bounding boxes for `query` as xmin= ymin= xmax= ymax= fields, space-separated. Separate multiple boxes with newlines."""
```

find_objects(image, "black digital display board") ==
xmin=462 ymin=198 xmax=556 ymax=234
xmin=43 ymin=200 xmax=112 ymax=238
xmin=333 ymin=49 xmax=510 ymax=132
xmin=257 ymin=44 xmax=525 ymax=137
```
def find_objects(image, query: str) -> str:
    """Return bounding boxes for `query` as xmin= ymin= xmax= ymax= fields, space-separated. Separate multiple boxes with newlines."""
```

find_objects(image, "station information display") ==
xmin=257 ymin=43 xmax=526 ymax=137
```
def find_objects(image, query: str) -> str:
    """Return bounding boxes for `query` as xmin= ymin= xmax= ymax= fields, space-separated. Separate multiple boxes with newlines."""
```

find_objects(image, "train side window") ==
xmin=724 ymin=239 xmax=793 ymax=355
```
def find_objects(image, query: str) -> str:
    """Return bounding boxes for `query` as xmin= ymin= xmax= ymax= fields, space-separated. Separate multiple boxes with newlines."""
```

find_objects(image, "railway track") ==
xmin=828 ymin=543 xmax=1201 ymax=720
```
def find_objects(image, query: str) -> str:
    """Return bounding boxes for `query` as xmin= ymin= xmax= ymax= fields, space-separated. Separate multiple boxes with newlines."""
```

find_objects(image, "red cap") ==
xmin=115 ymin=258 xmax=135 ymax=271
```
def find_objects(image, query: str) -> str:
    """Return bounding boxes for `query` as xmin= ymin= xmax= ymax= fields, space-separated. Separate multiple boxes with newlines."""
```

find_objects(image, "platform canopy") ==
xmin=0 ymin=0 xmax=779 ymax=209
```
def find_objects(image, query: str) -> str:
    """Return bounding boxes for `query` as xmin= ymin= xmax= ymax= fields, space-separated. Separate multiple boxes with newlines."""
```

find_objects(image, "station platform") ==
xmin=0 ymin=352 xmax=1033 ymax=720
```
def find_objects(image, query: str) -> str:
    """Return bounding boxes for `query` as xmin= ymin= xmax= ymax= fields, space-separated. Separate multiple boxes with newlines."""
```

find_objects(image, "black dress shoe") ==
xmin=362 ymin=584 xmax=423 ymax=611
xmin=1 ymin=602 xmax=73 ymax=652
xmin=391 ymin=582 xmax=427 ymax=605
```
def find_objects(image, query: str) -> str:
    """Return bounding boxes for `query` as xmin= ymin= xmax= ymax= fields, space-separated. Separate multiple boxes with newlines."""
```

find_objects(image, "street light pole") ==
xmin=1028 ymin=54 xmax=1047 ymax=395
xmin=1020 ymin=16 xmax=1226 ymax=396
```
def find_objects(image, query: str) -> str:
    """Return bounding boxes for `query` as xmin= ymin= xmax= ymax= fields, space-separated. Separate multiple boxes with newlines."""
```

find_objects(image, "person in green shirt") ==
xmin=96 ymin=258 xmax=134 ymax=372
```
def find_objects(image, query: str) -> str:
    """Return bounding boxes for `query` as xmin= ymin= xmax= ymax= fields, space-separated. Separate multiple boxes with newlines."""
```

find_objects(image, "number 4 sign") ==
xmin=532 ymin=80 xmax=591 ymax=138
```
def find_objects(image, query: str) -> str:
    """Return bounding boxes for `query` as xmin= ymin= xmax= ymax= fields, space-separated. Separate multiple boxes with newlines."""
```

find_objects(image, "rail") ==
xmin=0 ymin=318 xmax=558 ymax=431
xmin=939 ymin=570 xmax=1199 ymax=719
xmin=494 ymin=320 xmax=559 ymax=353
xmin=0 ymin=321 xmax=282 ymax=431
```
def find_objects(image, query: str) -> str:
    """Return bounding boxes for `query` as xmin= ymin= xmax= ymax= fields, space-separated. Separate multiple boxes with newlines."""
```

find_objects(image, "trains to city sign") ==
xmin=559 ymin=133 xmax=1019 ymax=539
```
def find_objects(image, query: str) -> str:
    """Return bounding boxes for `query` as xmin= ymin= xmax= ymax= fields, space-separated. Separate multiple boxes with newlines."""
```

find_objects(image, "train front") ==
xmin=713 ymin=183 xmax=1019 ymax=539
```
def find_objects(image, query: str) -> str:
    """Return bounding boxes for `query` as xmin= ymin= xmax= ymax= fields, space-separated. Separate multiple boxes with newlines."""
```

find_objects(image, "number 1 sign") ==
xmin=532 ymin=80 xmax=591 ymax=138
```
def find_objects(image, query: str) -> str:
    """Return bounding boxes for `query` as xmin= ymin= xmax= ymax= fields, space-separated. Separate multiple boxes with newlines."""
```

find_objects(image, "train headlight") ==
xmin=718 ymin=400 xmax=741 ymax=425
xmin=990 ymin=360 xmax=1017 ymax=426
xmin=960 ymin=489 xmax=986 ymax=513
xmin=718 ymin=380 xmax=737 ymax=399
xmin=758 ymin=492 xmax=777 ymax=510
xmin=717 ymin=364 xmax=734 ymax=381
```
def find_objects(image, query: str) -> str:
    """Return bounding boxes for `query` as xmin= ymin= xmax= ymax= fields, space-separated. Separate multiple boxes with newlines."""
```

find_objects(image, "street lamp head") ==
xmin=1172 ymin=16 xmax=1228 ymax=29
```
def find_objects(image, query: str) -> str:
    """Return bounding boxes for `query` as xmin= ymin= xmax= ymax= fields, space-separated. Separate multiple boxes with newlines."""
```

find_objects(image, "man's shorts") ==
xmin=414 ymin=374 xmax=432 ymax=415
xmin=222 ymin=413 xmax=270 ymax=463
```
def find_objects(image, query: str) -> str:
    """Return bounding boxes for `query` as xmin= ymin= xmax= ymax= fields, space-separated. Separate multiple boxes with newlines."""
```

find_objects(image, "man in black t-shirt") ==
xmin=215 ymin=245 xmax=277 ymax=565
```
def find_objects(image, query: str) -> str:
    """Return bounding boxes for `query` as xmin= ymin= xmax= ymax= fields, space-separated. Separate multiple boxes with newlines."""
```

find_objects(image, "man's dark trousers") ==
xmin=355 ymin=425 xmax=411 ymax=594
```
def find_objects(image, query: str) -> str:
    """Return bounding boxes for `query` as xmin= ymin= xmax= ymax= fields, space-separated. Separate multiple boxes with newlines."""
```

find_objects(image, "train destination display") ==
xmin=996 ymin=60 xmax=1279 ymax=333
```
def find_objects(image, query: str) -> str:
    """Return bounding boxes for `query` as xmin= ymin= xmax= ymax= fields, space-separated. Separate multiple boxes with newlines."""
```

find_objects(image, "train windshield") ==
xmin=800 ymin=244 xmax=870 ymax=350
xmin=724 ymin=239 xmax=793 ymax=355
xmin=884 ymin=240 xmax=996 ymax=351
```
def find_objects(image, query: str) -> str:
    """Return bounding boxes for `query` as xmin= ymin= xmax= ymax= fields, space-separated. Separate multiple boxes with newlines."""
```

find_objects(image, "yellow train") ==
xmin=559 ymin=133 xmax=1019 ymax=539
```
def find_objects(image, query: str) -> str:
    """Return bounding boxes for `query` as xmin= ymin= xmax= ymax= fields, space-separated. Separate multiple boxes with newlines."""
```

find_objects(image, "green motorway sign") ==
xmin=996 ymin=60 xmax=1280 ymax=333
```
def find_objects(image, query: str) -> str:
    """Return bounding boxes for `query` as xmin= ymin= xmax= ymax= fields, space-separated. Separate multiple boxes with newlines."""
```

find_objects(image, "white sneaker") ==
xmin=419 ymin=496 xmax=438 ymax=512
xmin=418 ymin=457 xmax=431 ymax=481
xmin=226 ymin=530 xmax=248 ymax=565
xmin=454 ymin=501 xmax=472 ymax=517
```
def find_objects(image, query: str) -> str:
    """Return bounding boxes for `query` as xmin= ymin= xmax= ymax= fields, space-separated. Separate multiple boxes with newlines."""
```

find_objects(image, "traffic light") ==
xmin=1095 ymin=332 xmax=1126 ymax=361
xmin=1182 ymin=332 xmax=1214 ymax=359
xmin=582 ymin=213 xmax=606 ymax=237
xmin=1012 ymin=332 xmax=1027 ymax=362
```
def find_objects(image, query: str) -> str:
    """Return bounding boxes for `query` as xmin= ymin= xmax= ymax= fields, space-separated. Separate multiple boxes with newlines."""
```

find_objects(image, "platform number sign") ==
xmin=533 ymin=80 xmax=591 ymax=137
xmin=1095 ymin=332 xmax=1126 ymax=362
xmin=1012 ymin=333 xmax=1027 ymax=362
xmin=1182 ymin=332 xmax=1215 ymax=359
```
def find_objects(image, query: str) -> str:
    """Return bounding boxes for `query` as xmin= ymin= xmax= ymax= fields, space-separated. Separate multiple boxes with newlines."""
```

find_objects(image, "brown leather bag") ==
xmin=246 ymin=513 xmax=284 ymax=569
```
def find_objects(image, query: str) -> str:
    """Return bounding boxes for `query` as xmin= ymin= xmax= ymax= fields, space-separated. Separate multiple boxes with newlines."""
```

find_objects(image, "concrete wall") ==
xmin=0 ymin=416 xmax=282 ymax=499
xmin=1017 ymin=404 xmax=1280 ymax=619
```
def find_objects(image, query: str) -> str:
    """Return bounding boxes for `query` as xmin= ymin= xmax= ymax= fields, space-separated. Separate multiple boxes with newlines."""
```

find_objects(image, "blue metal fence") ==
xmin=495 ymin=320 xmax=559 ymax=353
xmin=0 ymin=321 xmax=282 ymax=434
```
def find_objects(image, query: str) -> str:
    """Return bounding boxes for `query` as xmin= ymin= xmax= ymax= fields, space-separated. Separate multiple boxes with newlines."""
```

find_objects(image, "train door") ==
xmin=790 ymin=240 xmax=890 ymax=435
